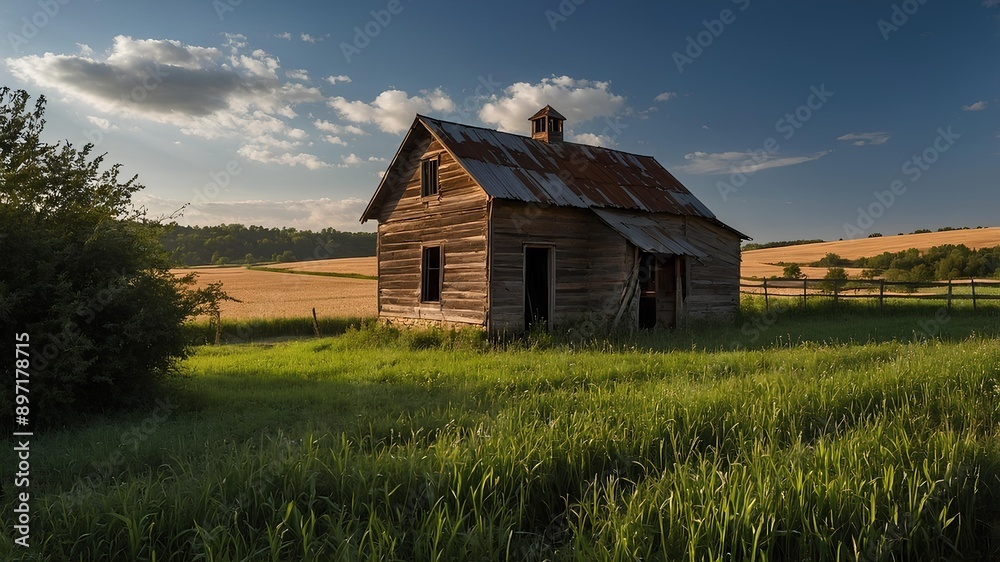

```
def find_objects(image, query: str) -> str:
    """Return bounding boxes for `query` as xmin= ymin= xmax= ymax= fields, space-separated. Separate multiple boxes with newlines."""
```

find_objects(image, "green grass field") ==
xmin=4 ymin=301 xmax=1000 ymax=561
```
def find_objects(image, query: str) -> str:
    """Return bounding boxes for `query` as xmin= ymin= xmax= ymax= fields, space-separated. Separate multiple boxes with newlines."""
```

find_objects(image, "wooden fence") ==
xmin=740 ymin=277 xmax=1000 ymax=311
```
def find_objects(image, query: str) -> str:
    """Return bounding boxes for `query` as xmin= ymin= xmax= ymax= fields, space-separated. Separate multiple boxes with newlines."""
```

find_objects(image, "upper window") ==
xmin=533 ymin=118 xmax=546 ymax=134
xmin=421 ymin=246 xmax=442 ymax=302
xmin=421 ymin=157 xmax=439 ymax=198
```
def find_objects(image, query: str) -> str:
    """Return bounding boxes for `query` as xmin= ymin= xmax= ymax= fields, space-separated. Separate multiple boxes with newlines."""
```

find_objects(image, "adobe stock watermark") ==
xmin=191 ymin=160 xmax=242 ymax=205
xmin=545 ymin=0 xmax=587 ymax=31
xmin=453 ymin=74 xmax=502 ymax=124
xmin=717 ymin=84 xmax=834 ymax=202
xmin=7 ymin=0 xmax=76 ymax=54
xmin=119 ymin=63 xmax=170 ymax=106
xmin=842 ymin=126 xmax=959 ymax=239
xmin=912 ymin=307 xmax=950 ymax=341
xmin=878 ymin=0 xmax=930 ymax=41
xmin=213 ymin=0 xmax=244 ymax=21
xmin=672 ymin=0 xmax=751 ymax=73
xmin=61 ymin=399 xmax=177 ymax=507
xmin=727 ymin=299 xmax=794 ymax=351
xmin=340 ymin=0 xmax=408 ymax=64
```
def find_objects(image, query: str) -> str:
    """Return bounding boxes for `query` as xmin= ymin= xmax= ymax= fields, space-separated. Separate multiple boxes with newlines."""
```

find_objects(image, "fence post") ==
xmin=312 ymin=307 xmax=321 ymax=337
xmin=879 ymin=279 xmax=885 ymax=312
xmin=803 ymin=278 xmax=808 ymax=308
xmin=947 ymin=279 xmax=953 ymax=311
xmin=971 ymin=278 xmax=977 ymax=311
xmin=833 ymin=281 xmax=839 ymax=305
xmin=763 ymin=278 xmax=769 ymax=311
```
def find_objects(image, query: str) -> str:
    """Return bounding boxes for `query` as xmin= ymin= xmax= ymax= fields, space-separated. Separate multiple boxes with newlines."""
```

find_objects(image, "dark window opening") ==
xmin=533 ymin=118 xmax=546 ymax=134
xmin=421 ymin=158 xmax=439 ymax=197
xmin=421 ymin=246 xmax=441 ymax=302
xmin=549 ymin=118 xmax=562 ymax=133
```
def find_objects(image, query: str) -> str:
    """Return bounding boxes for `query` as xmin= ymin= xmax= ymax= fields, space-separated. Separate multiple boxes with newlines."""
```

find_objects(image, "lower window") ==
xmin=421 ymin=246 xmax=441 ymax=302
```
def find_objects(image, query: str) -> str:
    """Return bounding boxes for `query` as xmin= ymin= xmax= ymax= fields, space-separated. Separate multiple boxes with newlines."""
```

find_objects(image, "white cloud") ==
xmin=329 ymin=88 xmax=455 ymax=134
xmin=285 ymin=68 xmax=309 ymax=81
xmin=568 ymin=131 xmax=616 ymax=147
xmin=479 ymin=75 xmax=626 ymax=133
xmin=837 ymin=132 xmax=891 ymax=146
xmin=654 ymin=91 xmax=678 ymax=102
xmin=322 ymin=135 xmax=347 ymax=146
xmin=680 ymin=150 xmax=832 ymax=175
xmin=962 ymin=101 xmax=988 ymax=111
xmin=86 ymin=116 xmax=118 ymax=131
xmin=275 ymin=32 xmax=292 ymax=40
xmin=135 ymin=194 xmax=371 ymax=231
xmin=341 ymin=153 xmax=363 ymax=166
xmin=76 ymin=43 xmax=93 ymax=56
xmin=300 ymin=33 xmax=323 ymax=44
xmin=314 ymin=119 xmax=366 ymax=135
xmin=367 ymin=156 xmax=387 ymax=163
xmin=326 ymin=74 xmax=352 ymax=85
xmin=237 ymin=145 xmax=330 ymax=169
xmin=5 ymin=35 xmax=326 ymax=169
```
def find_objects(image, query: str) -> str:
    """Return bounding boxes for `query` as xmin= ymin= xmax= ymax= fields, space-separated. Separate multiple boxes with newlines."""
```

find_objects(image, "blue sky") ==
xmin=1 ymin=0 xmax=997 ymax=242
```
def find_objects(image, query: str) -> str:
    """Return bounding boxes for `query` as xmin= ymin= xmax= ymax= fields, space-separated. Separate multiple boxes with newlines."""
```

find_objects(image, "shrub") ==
xmin=821 ymin=267 xmax=850 ymax=293
xmin=815 ymin=253 xmax=848 ymax=268
xmin=782 ymin=264 xmax=805 ymax=279
xmin=0 ymin=89 xmax=220 ymax=428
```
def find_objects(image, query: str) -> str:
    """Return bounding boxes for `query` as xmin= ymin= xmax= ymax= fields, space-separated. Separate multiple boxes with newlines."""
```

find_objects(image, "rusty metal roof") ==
xmin=362 ymin=115 xmax=747 ymax=238
xmin=593 ymin=208 xmax=708 ymax=258
xmin=420 ymin=116 xmax=722 ymax=220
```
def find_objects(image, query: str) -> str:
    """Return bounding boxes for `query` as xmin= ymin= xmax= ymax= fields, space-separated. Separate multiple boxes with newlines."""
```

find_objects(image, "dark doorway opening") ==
xmin=638 ymin=252 xmax=657 ymax=329
xmin=524 ymin=246 xmax=551 ymax=330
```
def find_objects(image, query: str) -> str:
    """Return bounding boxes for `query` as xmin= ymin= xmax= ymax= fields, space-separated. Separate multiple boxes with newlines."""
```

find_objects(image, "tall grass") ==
xmin=4 ymin=304 xmax=1000 ymax=560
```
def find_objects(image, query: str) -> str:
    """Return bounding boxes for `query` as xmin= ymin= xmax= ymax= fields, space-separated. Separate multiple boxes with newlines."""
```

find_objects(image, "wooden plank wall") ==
xmin=377 ymin=134 xmax=490 ymax=325
xmin=489 ymin=201 xmax=630 ymax=332
xmin=490 ymin=205 xmax=741 ymax=331
xmin=683 ymin=217 xmax=742 ymax=320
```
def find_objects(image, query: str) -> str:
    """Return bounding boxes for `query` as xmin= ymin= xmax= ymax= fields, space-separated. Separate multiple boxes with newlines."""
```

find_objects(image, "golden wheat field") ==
xmin=741 ymin=228 xmax=1000 ymax=279
xmin=174 ymin=263 xmax=377 ymax=320
xmin=173 ymin=229 xmax=999 ymax=319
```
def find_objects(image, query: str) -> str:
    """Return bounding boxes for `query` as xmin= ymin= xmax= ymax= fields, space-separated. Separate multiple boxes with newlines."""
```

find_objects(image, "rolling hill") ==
xmin=741 ymin=228 xmax=1000 ymax=279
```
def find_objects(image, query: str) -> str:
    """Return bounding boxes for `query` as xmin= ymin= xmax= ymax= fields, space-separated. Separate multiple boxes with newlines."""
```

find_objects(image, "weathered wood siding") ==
xmin=377 ymin=133 xmax=489 ymax=325
xmin=489 ymin=201 xmax=630 ymax=332
xmin=682 ymin=216 xmax=742 ymax=320
xmin=633 ymin=213 xmax=741 ymax=322
xmin=489 ymin=204 xmax=740 ymax=331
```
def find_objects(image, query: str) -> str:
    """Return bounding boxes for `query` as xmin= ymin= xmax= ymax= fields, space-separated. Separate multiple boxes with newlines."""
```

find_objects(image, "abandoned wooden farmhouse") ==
xmin=360 ymin=105 xmax=749 ymax=333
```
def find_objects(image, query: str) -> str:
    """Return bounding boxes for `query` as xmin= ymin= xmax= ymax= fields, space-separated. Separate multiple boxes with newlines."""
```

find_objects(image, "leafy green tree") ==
xmin=0 ymin=88 xmax=218 ymax=428
xmin=821 ymin=267 xmax=849 ymax=293
xmin=782 ymin=264 xmax=805 ymax=279
xmin=815 ymin=253 xmax=846 ymax=267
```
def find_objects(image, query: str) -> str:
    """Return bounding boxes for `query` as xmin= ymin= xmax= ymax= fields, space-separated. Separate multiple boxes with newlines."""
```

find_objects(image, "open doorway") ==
xmin=524 ymin=246 xmax=552 ymax=330
xmin=638 ymin=252 xmax=657 ymax=329
xmin=637 ymin=252 xmax=682 ymax=329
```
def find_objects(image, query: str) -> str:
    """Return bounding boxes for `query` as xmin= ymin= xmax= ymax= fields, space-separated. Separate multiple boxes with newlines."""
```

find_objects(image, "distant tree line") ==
xmin=793 ymin=245 xmax=1000 ymax=282
xmin=160 ymin=223 xmax=376 ymax=266
xmin=742 ymin=239 xmax=824 ymax=252
xmin=853 ymin=245 xmax=1000 ymax=282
